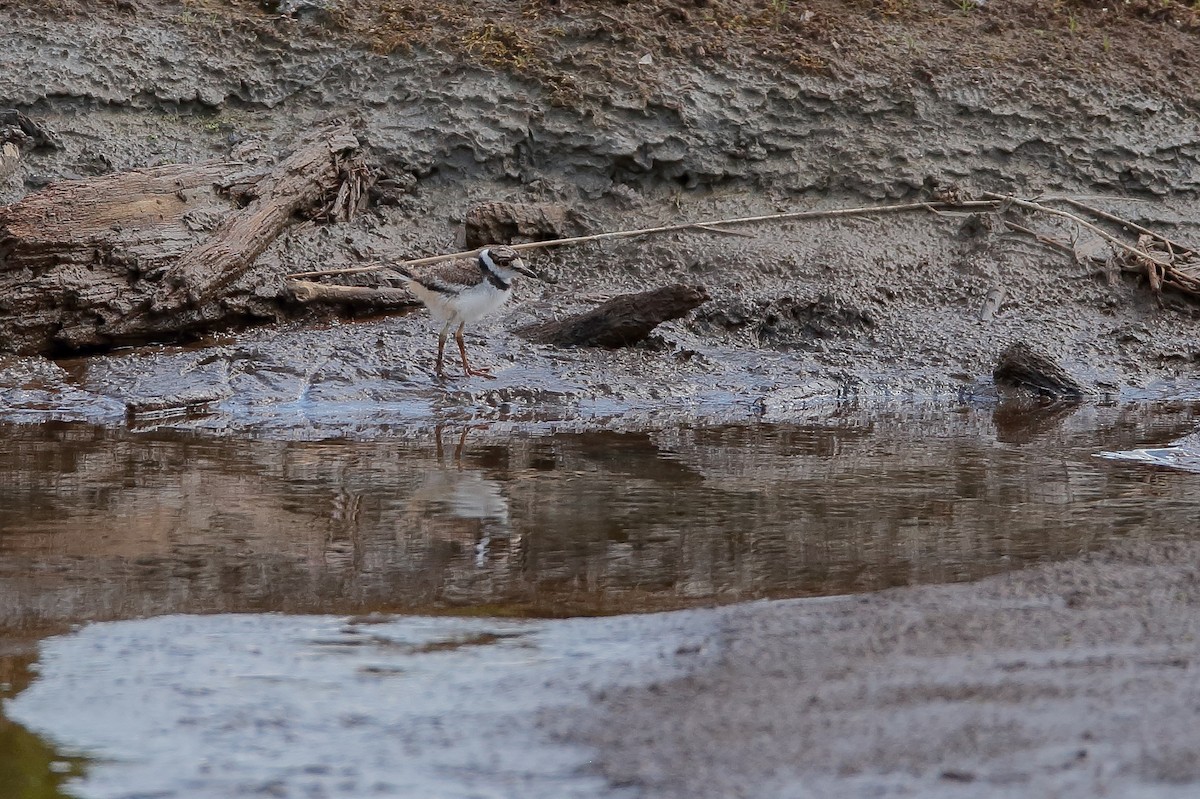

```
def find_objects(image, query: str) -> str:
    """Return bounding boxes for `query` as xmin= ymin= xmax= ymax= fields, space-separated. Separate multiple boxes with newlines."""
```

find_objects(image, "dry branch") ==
xmin=287 ymin=200 xmax=1003 ymax=280
xmin=981 ymin=192 xmax=1171 ymax=268
xmin=986 ymin=192 xmax=1200 ymax=302
xmin=1047 ymin=196 xmax=1197 ymax=256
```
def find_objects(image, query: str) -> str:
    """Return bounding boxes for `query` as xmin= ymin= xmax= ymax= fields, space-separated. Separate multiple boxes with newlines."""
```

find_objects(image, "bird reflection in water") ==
xmin=323 ymin=461 xmax=364 ymax=572
xmin=407 ymin=423 xmax=520 ymax=570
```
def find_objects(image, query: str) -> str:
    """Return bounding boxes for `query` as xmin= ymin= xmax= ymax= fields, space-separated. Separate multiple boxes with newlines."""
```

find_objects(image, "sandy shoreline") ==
xmin=565 ymin=538 xmax=1200 ymax=798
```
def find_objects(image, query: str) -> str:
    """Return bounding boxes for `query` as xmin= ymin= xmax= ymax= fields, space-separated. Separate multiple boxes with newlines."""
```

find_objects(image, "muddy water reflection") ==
xmin=2 ymin=403 xmax=1199 ymax=634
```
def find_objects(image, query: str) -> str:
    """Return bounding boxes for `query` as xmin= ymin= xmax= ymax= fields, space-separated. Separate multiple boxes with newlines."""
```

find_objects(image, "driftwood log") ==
xmin=516 ymin=284 xmax=709 ymax=347
xmin=994 ymin=341 xmax=1094 ymax=400
xmin=0 ymin=124 xmax=367 ymax=355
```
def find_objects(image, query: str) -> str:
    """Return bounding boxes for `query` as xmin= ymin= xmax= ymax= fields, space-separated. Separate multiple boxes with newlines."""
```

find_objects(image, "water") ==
xmin=2 ymin=402 xmax=1199 ymax=628
xmin=2 ymin=400 xmax=1199 ymax=797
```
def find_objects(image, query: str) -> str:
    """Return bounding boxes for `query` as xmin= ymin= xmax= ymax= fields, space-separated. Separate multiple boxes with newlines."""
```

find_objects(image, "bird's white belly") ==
xmin=446 ymin=282 xmax=511 ymax=324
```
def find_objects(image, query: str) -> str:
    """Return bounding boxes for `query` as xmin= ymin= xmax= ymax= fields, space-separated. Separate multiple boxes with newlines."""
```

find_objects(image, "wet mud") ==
xmin=8 ymin=611 xmax=712 ymax=799
xmin=566 ymin=537 xmax=1200 ymax=799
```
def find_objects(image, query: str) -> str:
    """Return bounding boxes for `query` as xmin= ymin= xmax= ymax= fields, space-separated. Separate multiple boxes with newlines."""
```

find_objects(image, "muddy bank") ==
xmin=4 ymin=2 xmax=1200 ymax=414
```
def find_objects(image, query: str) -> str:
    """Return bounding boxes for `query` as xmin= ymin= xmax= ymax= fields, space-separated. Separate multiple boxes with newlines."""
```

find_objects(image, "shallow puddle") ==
xmin=2 ymin=400 xmax=1200 ymax=797
xmin=3 ymin=401 xmax=1199 ymax=628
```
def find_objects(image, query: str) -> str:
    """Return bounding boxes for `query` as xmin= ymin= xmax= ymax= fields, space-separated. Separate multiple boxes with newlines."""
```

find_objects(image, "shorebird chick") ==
xmin=393 ymin=245 xmax=538 ymax=379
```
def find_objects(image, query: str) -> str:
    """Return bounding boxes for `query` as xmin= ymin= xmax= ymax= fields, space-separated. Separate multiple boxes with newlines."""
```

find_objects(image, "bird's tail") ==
xmin=385 ymin=264 xmax=415 ymax=285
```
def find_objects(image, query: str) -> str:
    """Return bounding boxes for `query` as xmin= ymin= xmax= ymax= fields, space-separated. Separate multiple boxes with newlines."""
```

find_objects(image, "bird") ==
xmin=391 ymin=245 xmax=538 ymax=379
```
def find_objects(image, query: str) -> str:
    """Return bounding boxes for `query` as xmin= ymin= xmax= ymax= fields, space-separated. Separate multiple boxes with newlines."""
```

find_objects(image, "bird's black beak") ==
xmin=513 ymin=261 xmax=540 ymax=280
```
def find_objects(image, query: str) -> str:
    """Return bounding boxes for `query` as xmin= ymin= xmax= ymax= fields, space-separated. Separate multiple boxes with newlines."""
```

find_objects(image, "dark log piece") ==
xmin=0 ymin=125 xmax=364 ymax=356
xmin=0 ymin=109 xmax=59 ymax=151
xmin=515 ymin=284 xmax=709 ymax=347
xmin=994 ymin=341 xmax=1093 ymax=400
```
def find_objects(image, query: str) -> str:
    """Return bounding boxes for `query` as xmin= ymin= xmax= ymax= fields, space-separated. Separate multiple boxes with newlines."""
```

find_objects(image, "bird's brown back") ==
xmin=410 ymin=256 xmax=483 ymax=295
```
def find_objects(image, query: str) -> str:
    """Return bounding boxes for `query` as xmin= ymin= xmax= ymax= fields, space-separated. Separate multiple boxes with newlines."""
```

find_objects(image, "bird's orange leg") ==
xmin=456 ymin=323 xmax=494 ymax=379
xmin=436 ymin=326 xmax=449 ymax=379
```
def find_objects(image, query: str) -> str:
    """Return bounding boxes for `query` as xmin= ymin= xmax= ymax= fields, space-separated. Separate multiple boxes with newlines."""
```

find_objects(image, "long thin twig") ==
xmin=285 ymin=199 xmax=1001 ymax=280
xmin=982 ymin=192 xmax=1171 ymax=267
xmin=692 ymin=223 xmax=758 ymax=238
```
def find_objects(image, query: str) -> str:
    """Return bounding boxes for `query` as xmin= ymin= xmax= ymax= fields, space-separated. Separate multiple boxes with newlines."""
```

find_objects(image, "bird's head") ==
xmin=480 ymin=246 xmax=539 ymax=280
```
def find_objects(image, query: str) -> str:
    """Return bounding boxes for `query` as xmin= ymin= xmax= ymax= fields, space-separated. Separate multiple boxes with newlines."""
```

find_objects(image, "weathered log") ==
xmin=515 ymin=284 xmax=709 ymax=347
xmin=0 ymin=125 xmax=364 ymax=355
xmin=0 ymin=161 xmax=245 ymax=353
xmin=152 ymin=125 xmax=364 ymax=309
xmin=993 ymin=341 xmax=1094 ymax=400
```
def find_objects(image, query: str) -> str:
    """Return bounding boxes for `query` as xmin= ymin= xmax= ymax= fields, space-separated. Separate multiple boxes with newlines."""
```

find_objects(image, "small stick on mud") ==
xmin=287 ymin=280 xmax=419 ymax=310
